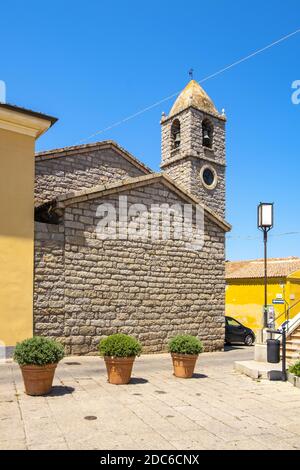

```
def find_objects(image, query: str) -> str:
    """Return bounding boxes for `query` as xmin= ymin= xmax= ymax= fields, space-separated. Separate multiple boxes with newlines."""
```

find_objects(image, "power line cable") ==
xmin=227 ymin=231 xmax=300 ymax=241
xmin=75 ymin=27 xmax=300 ymax=145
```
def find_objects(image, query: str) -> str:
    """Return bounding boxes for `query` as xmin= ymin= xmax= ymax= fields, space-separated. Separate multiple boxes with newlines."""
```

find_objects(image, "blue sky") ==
xmin=1 ymin=0 xmax=300 ymax=261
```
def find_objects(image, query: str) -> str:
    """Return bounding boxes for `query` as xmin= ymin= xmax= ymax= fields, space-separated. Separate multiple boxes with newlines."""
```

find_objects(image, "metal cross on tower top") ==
xmin=189 ymin=68 xmax=194 ymax=80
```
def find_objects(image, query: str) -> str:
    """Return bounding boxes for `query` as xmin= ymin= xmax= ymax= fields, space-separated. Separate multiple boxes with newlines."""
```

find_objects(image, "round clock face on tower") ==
xmin=200 ymin=165 xmax=218 ymax=190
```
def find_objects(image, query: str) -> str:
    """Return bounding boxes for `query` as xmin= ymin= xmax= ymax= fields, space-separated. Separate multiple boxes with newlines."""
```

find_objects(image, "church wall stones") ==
xmin=35 ymin=147 xmax=146 ymax=205
xmin=161 ymin=106 xmax=226 ymax=219
xmin=34 ymin=222 xmax=65 ymax=339
xmin=34 ymin=182 xmax=225 ymax=354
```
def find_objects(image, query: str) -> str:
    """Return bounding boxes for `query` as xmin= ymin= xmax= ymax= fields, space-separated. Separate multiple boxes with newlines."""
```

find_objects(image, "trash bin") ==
xmin=267 ymin=339 xmax=280 ymax=364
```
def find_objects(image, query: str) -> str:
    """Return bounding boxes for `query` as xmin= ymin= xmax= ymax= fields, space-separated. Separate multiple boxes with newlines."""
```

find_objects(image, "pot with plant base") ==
xmin=288 ymin=361 xmax=300 ymax=388
xmin=98 ymin=334 xmax=142 ymax=385
xmin=13 ymin=337 xmax=64 ymax=396
xmin=168 ymin=335 xmax=203 ymax=378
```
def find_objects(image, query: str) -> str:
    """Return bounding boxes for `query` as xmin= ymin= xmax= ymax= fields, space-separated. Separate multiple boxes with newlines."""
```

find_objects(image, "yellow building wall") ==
xmin=226 ymin=278 xmax=287 ymax=333
xmin=286 ymin=273 xmax=300 ymax=319
xmin=0 ymin=128 xmax=35 ymax=348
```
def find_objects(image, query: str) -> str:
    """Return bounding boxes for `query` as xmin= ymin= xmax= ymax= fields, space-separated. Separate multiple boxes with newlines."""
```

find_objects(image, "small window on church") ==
xmin=202 ymin=119 xmax=213 ymax=149
xmin=200 ymin=165 xmax=217 ymax=190
xmin=171 ymin=119 xmax=181 ymax=149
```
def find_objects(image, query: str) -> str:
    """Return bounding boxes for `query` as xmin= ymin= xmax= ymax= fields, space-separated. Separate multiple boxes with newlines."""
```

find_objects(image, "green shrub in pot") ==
xmin=168 ymin=335 xmax=203 ymax=378
xmin=289 ymin=361 xmax=300 ymax=377
xmin=168 ymin=335 xmax=203 ymax=355
xmin=98 ymin=333 xmax=142 ymax=358
xmin=98 ymin=334 xmax=142 ymax=385
xmin=13 ymin=336 xmax=64 ymax=396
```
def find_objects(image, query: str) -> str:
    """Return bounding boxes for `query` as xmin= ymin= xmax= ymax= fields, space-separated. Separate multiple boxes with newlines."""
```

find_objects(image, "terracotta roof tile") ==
xmin=226 ymin=257 xmax=300 ymax=279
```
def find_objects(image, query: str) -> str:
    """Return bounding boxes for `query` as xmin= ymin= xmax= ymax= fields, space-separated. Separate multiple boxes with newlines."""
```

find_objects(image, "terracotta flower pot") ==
xmin=171 ymin=353 xmax=198 ymax=378
xmin=20 ymin=363 xmax=57 ymax=396
xmin=104 ymin=356 xmax=135 ymax=384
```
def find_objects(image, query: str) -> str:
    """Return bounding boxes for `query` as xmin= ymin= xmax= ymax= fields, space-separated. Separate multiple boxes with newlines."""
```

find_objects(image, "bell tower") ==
xmin=160 ymin=80 xmax=226 ymax=218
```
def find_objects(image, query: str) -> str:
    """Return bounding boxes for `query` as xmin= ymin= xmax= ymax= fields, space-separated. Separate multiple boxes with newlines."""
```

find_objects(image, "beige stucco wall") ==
xmin=0 ymin=127 xmax=35 ymax=348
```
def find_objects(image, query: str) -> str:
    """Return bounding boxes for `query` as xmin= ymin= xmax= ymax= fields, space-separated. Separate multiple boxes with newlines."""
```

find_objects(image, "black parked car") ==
xmin=225 ymin=316 xmax=255 ymax=346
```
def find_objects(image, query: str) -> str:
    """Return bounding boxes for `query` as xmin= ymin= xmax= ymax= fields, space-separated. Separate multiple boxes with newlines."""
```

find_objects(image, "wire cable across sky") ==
xmin=227 ymin=231 xmax=300 ymax=241
xmin=75 ymin=27 xmax=300 ymax=145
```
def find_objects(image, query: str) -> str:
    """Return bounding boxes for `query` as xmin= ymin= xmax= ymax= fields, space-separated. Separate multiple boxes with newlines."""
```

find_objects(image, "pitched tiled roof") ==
xmin=38 ymin=173 xmax=231 ymax=232
xmin=35 ymin=140 xmax=152 ymax=175
xmin=226 ymin=257 xmax=300 ymax=279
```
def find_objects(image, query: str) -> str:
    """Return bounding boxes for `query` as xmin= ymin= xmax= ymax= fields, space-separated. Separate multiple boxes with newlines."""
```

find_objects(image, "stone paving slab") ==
xmin=234 ymin=360 xmax=283 ymax=380
xmin=0 ymin=347 xmax=299 ymax=450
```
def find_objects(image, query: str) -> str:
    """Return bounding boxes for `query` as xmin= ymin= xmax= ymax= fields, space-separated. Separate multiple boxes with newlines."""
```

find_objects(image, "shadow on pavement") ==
xmin=191 ymin=373 xmax=208 ymax=379
xmin=129 ymin=377 xmax=149 ymax=385
xmin=47 ymin=386 xmax=75 ymax=396
xmin=224 ymin=344 xmax=252 ymax=352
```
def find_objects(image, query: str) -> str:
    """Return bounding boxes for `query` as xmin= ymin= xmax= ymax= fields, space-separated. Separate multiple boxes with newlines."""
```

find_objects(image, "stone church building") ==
xmin=34 ymin=80 xmax=231 ymax=354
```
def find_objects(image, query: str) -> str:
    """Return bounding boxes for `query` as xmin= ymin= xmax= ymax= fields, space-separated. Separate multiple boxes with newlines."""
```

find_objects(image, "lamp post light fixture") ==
xmin=257 ymin=203 xmax=274 ymax=328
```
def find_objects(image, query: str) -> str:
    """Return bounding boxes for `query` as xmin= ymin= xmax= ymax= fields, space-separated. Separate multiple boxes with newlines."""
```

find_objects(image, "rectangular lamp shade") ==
xmin=258 ymin=203 xmax=273 ymax=228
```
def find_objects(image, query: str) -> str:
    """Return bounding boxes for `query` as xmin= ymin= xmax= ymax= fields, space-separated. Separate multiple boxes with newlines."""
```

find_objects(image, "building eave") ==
xmin=38 ymin=173 xmax=231 ymax=232
xmin=161 ymin=105 xmax=226 ymax=125
xmin=0 ymin=103 xmax=57 ymax=138
xmin=35 ymin=140 xmax=153 ymax=175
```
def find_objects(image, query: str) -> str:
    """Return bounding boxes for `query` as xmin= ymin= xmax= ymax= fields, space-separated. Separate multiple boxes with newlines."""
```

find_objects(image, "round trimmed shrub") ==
xmin=289 ymin=361 xmax=300 ymax=377
xmin=98 ymin=334 xmax=142 ymax=357
xmin=13 ymin=337 xmax=64 ymax=366
xmin=168 ymin=335 xmax=203 ymax=355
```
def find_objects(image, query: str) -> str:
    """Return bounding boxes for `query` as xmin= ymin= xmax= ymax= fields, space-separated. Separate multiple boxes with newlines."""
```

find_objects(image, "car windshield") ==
xmin=227 ymin=318 xmax=241 ymax=327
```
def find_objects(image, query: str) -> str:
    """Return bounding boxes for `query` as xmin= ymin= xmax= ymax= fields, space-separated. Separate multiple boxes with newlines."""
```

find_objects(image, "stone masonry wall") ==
xmin=161 ymin=108 xmax=225 ymax=167
xmin=161 ymin=108 xmax=226 ymax=219
xmin=189 ymin=108 xmax=225 ymax=165
xmin=163 ymin=157 xmax=225 ymax=218
xmin=34 ymin=182 xmax=226 ymax=354
xmin=163 ymin=158 xmax=192 ymax=193
xmin=35 ymin=147 xmax=146 ymax=205
xmin=161 ymin=110 xmax=193 ymax=166
xmin=191 ymin=160 xmax=226 ymax=219
xmin=34 ymin=223 xmax=65 ymax=340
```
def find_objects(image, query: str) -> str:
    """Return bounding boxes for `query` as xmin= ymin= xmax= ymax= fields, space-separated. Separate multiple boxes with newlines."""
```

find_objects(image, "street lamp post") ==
xmin=258 ymin=203 xmax=274 ymax=329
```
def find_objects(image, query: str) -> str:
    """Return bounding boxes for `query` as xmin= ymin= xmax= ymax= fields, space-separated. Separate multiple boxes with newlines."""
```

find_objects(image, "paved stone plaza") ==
xmin=1 ymin=347 xmax=300 ymax=450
